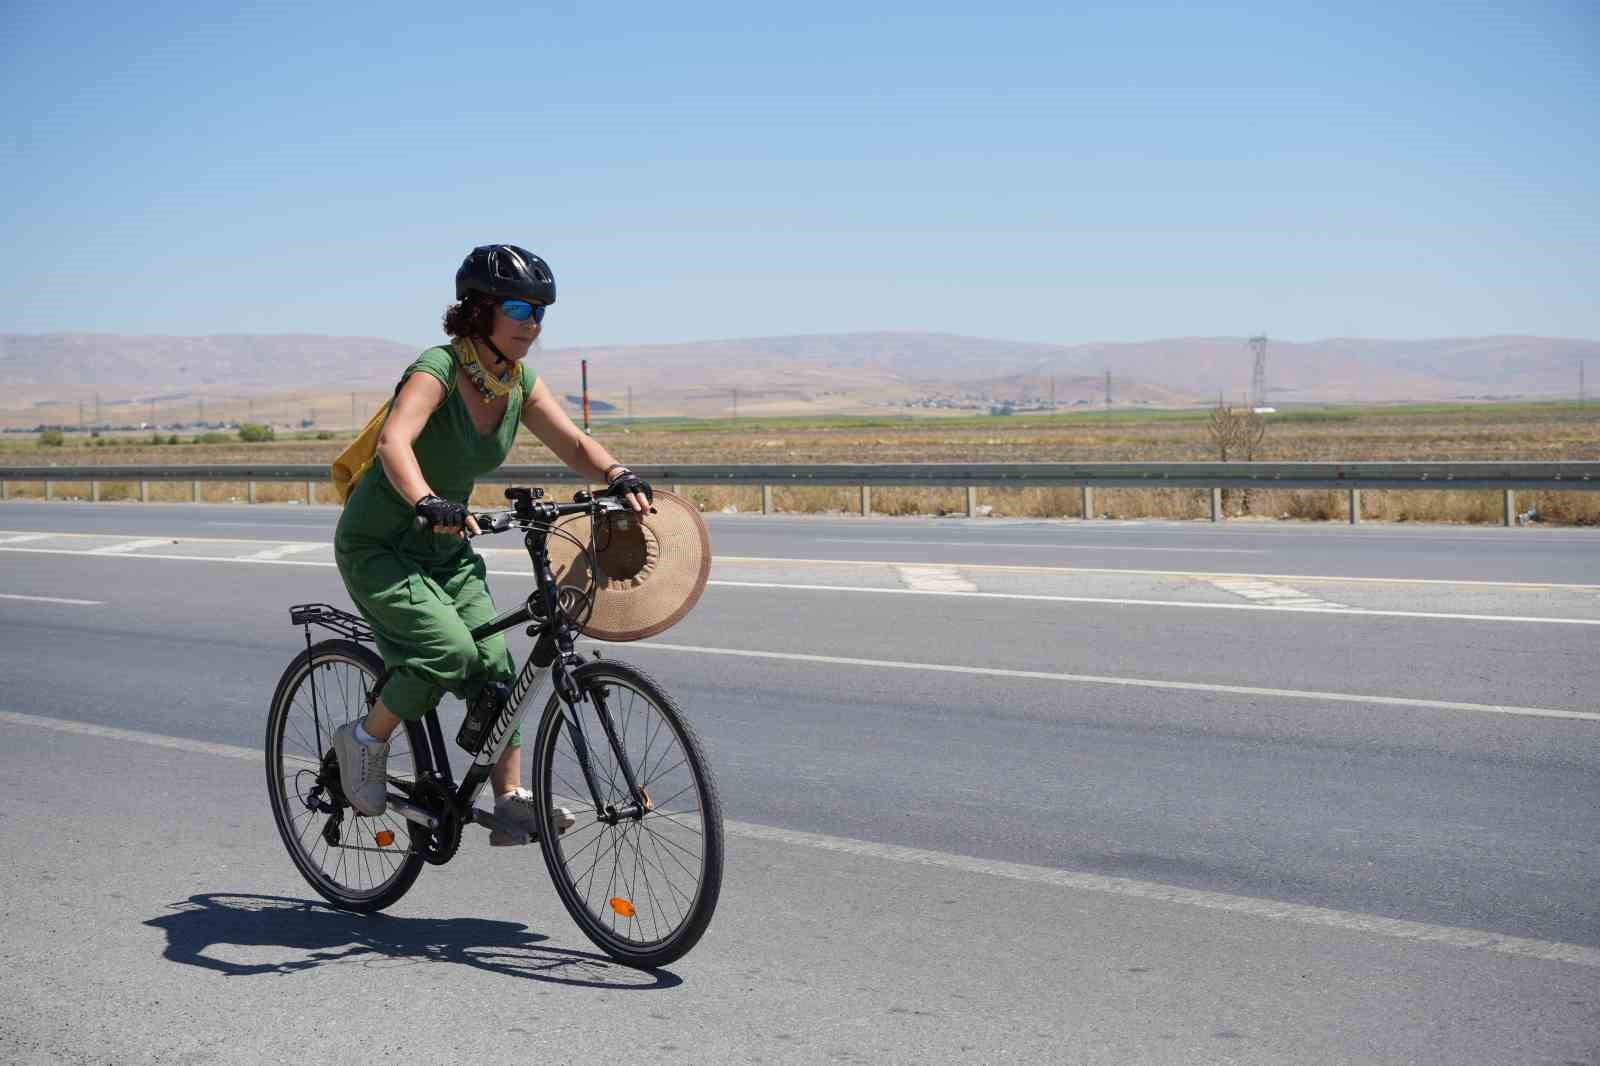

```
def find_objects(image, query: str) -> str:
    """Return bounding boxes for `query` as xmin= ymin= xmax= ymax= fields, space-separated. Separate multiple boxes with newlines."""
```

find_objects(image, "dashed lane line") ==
xmin=3 ymin=708 xmax=1595 ymax=970
xmin=896 ymin=565 xmax=980 ymax=593
xmin=86 ymin=538 xmax=173 ymax=555
xmin=240 ymin=542 xmax=328 ymax=561
xmin=1210 ymin=577 xmax=1347 ymax=610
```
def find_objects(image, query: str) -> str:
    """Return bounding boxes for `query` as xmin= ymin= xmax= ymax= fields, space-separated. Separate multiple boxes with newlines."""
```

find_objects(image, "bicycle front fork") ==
xmin=556 ymin=656 xmax=652 ymax=824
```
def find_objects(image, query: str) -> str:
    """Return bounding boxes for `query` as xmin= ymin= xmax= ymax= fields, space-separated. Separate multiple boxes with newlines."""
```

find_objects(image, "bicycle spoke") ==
xmin=643 ymin=828 xmax=694 ymax=925
xmin=639 ymin=820 xmax=704 ymax=870
xmin=646 ymin=780 xmax=698 ymax=814
xmin=630 ymin=828 xmax=666 ymax=942
xmin=643 ymin=807 xmax=703 ymax=837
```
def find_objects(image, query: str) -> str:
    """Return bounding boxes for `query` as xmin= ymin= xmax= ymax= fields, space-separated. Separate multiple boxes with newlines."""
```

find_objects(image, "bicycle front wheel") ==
xmin=533 ymin=659 xmax=724 ymax=968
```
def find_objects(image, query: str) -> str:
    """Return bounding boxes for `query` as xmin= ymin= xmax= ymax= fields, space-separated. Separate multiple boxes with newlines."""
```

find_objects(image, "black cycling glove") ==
xmin=414 ymin=494 xmax=469 ymax=529
xmin=604 ymin=469 xmax=654 ymax=504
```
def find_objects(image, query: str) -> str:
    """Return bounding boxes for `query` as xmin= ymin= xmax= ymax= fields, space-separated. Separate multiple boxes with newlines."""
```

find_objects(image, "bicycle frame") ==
xmin=392 ymin=492 xmax=653 ymax=833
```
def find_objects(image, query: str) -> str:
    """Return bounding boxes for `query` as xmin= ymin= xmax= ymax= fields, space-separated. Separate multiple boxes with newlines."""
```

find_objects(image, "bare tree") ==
xmin=1206 ymin=401 xmax=1269 ymax=515
xmin=1206 ymin=401 xmax=1245 ymax=460
xmin=1241 ymin=408 xmax=1267 ymax=461
xmin=1206 ymin=401 xmax=1268 ymax=461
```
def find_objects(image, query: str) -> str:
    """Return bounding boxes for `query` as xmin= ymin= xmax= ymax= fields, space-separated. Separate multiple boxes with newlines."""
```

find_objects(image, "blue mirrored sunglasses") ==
xmin=500 ymin=299 xmax=546 ymax=324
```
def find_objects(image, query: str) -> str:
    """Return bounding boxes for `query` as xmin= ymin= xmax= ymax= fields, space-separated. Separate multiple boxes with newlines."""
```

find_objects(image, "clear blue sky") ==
xmin=3 ymin=1 xmax=1596 ymax=348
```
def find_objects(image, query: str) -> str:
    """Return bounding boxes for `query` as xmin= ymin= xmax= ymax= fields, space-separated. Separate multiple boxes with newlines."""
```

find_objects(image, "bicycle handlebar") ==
xmin=412 ymin=489 xmax=642 ymax=535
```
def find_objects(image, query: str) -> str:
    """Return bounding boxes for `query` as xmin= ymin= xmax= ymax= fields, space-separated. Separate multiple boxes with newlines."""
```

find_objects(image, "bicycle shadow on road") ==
xmin=144 ymin=893 xmax=682 ymax=990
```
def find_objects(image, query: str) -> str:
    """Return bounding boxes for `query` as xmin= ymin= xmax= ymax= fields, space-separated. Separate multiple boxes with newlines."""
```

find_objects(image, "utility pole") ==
xmin=580 ymin=358 xmax=591 ymax=433
xmin=1104 ymin=369 xmax=1112 ymax=418
xmin=1049 ymin=375 xmax=1056 ymax=409
xmin=1249 ymin=335 xmax=1269 ymax=409
xmin=732 ymin=388 xmax=739 ymax=419
xmin=1581 ymin=360 xmax=1586 ymax=407
xmin=78 ymin=400 xmax=85 ymax=432
xmin=198 ymin=397 xmax=204 ymax=426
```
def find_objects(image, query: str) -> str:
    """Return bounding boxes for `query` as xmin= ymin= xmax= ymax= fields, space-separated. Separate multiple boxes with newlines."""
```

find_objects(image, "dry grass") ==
xmin=4 ymin=404 xmax=1597 ymax=524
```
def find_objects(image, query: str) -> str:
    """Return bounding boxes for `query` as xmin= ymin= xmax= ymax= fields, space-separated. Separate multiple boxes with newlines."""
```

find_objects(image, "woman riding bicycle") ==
xmin=331 ymin=244 xmax=652 ymax=844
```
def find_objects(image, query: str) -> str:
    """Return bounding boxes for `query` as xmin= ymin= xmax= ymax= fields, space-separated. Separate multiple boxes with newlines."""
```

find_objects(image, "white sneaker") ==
xmin=490 ymin=788 xmax=577 ymax=846
xmin=331 ymin=721 xmax=389 ymax=817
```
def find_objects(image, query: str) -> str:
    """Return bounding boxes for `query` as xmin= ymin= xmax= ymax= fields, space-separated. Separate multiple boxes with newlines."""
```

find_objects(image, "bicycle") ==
xmin=265 ymin=486 xmax=724 ymax=968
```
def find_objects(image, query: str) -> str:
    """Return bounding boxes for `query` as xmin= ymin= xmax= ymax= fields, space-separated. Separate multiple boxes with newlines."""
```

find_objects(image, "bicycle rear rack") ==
xmin=289 ymin=602 xmax=374 ymax=644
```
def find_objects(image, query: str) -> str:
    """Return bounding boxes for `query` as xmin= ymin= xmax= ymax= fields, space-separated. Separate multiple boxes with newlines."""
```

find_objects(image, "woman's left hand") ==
xmin=605 ymin=469 xmax=654 ymax=514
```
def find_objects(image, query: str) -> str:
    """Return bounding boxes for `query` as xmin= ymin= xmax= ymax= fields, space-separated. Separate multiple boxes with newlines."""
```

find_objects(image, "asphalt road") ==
xmin=1 ymin=499 xmax=1597 ymax=1064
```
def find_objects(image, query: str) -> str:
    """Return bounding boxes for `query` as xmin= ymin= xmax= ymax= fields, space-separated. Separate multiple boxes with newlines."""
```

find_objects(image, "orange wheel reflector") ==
xmin=374 ymin=830 xmax=396 ymax=847
xmin=609 ymin=897 xmax=637 ymax=918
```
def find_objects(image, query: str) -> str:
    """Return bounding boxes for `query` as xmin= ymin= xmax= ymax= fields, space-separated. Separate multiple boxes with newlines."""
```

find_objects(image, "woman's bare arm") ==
xmin=376 ymin=371 xmax=476 ymax=534
xmin=521 ymin=377 xmax=648 ymax=513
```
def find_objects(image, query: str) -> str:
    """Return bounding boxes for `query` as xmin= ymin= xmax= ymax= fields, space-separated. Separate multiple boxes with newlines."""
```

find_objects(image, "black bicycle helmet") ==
xmin=455 ymin=244 xmax=556 ymax=305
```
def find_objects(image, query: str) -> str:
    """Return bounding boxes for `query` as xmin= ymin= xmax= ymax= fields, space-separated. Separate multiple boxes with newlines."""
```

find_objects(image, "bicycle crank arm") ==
xmin=386 ymin=795 xmax=440 ymax=830
xmin=467 ymin=807 xmax=519 ymax=835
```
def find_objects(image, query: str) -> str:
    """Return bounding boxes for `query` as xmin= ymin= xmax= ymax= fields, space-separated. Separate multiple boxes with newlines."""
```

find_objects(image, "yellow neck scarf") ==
xmin=453 ymin=336 xmax=517 ymax=404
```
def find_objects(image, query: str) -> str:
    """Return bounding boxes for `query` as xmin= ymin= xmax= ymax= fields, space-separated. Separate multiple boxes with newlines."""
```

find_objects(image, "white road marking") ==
xmin=0 ymin=592 xmax=103 ymax=605
xmin=87 ymin=537 xmax=172 ymax=554
xmin=719 ymin=555 xmax=1600 ymax=591
xmin=896 ymin=565 xmax=979 ymax=593
xmin=0 ymin=710 xmax=268 ymax=761
xmin=822 ymin=537 xmax=1264 ymax=554
xmin=1 ymin=540 xmax=1596 ymax=626
xmin=4 ymin=707 xmax=1595 ymax=969
xmin=726 ymin=823 xmax=1600 ymax=969
xmin=241 ymin=542 xmax=327 ymax=561
xmin=4 ymin=533 xmax=1595 ymax=590
xmin=1211 ymin=577 xmax=1346 ymax=610
xmin=704 ymin=579 xmax=1600 ymax=627
xmin=616 ymin=642 xmax=1600 ymax=723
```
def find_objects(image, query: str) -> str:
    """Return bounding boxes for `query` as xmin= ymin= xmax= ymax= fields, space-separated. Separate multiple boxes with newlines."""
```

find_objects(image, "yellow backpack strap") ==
xmin=330 ymin=347 xmax=458 ymax=503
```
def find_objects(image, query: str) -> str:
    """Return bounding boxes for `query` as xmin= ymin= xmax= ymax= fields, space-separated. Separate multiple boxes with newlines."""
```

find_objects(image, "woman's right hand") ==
xmin=415 ymin=495 xmax=475 ymax=537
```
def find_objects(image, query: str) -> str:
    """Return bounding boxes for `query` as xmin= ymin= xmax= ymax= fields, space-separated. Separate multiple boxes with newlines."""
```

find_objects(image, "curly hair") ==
xmin=442 ymin=291 xmax=498 ymax=339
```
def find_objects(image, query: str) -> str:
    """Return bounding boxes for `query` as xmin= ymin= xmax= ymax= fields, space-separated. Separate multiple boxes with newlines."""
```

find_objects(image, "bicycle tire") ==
xmin=265 ymin=638 xmax=428 ymax=912
xmin=533 ymin=659 xmax=724 ymax=968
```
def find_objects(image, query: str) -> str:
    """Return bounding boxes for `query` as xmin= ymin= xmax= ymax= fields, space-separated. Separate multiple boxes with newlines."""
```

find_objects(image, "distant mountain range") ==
xmin=2 ymin=331 xmax=1593 ymax=425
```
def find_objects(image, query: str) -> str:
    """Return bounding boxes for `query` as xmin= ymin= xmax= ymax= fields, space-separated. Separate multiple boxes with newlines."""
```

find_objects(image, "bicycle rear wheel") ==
xmin=265 ymin=639 xmax=427 ymax=912
xmin=533 ymin=659 xmax=724 ymax=968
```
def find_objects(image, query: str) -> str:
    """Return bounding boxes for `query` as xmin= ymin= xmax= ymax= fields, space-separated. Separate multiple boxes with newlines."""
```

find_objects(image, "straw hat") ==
xmin=546 ymin=490 xmax=711 ymax=641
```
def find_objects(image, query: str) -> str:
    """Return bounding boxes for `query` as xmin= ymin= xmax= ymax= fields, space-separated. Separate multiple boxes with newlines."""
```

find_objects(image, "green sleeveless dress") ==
xmin=334 ymin=345 xmax=535 ymax=726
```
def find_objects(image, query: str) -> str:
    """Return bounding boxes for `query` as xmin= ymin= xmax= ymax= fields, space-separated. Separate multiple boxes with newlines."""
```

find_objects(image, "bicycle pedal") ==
xmin=473 ymin=808 xmax=536 ymax=846
xmin=470 ymin=808 xmax=524 ymax=835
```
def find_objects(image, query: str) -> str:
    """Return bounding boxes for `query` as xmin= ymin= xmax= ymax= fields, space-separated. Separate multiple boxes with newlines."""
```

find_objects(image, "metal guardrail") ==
xmin=1 ymin=461 xmax=1596 ymax=526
